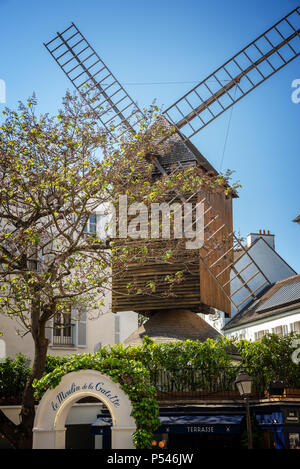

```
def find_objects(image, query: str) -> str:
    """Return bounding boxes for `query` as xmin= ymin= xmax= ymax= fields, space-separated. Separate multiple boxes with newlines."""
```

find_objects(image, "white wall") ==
xmin=0 ymin=308 xmax=138 ymax=361
xmin=199 ymin=310 xmax=225 ymax=334
xmin=224 ymin=309 xmax=300 ymax=342
xmin=117 ymin=311 xmax=139 ymax=344
xmin=0 ymin=315 xmax=34 ymax=359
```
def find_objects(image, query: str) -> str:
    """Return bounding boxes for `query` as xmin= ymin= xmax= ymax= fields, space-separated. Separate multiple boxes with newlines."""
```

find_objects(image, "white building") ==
xmin=0 ymin=210 xmax=138 ymax=361
xmin=223 ymin=273 xmax=300 ymax=341
xmin=220 ymin=230 xmax=299 ymax=341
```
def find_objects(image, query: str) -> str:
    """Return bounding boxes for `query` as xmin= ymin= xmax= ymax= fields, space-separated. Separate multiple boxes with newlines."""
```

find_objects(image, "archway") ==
xmin=33 ymin=369 xmax=136 ymax=449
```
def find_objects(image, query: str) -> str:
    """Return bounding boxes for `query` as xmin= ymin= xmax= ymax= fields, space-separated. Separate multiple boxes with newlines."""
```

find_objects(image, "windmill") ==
xmin=44 ymin=8 xmax=300 ymax=341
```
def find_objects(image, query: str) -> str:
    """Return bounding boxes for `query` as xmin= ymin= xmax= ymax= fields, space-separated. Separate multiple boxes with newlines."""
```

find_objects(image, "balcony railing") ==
xmin=52 ymin=324 xmax=75 ymax=347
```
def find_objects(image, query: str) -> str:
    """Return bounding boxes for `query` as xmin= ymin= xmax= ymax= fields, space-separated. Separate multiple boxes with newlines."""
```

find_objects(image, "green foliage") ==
xmin=2 ymin=334 xmax=300 ymax=446
xmin=236 ymin=333 xmax=300 ymax=389
xmin=0 ymin=354 xmax=31 ymax=400
xmin=94 ymin=335 xmax=239 ymax=392
xmin=33 ymin=354 xmax=159 ymax=449
xmin=44 ymin=354 xmax=69 ymax=375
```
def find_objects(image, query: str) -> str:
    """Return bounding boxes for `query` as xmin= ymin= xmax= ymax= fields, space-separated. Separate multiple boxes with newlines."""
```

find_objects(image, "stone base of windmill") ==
xmin=123 ymin=309 xmax=221 ymax=345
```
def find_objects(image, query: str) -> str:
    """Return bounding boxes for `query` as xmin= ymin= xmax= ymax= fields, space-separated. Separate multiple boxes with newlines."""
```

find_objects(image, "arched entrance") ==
xmin=33 ymin=369 xmax=136 ymax=449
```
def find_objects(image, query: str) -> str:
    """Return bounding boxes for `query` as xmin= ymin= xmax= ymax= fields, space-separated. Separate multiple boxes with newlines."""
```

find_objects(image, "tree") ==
xmin=0 ymin=92 xmax=235 ymax=448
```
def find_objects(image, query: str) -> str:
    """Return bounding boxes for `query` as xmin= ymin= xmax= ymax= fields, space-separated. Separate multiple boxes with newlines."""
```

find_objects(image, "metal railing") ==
xmin=148 ymin=367 xmax=300 ymax=401
xmin=52 ymin=324 xmax=75 ymax=347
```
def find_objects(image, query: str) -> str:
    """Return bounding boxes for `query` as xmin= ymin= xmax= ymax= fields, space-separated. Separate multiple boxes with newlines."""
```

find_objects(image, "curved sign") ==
xmin=33 ymin=369 xmax=136 ymax=449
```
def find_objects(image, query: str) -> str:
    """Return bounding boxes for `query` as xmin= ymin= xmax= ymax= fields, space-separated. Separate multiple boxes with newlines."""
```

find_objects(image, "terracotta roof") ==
xmin=124 ymin=309 xmax=221 ymax=345
xmin=223 ymin=274 xmax=300 ymax=331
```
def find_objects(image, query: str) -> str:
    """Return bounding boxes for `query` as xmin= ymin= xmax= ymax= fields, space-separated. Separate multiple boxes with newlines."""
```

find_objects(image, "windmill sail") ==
xmin=44 ymin=11 xmax=298 ymax=316
xmin=44 ymin=23 xmax=145 ymax=137
xmin=196 ymin=189 xmax=271 ymax=312
xmin=163 ymin=7 xmax=300 ymax=139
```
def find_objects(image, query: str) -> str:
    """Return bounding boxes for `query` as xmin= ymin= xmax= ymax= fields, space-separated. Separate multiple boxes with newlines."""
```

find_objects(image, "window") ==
xmin=282 ymin=324 xmax=289 ymax=336
xmin=46 ymin=306 xmax=87 ymax=349
xmin=292 ymin=321 xmax=300 ymax=333
xmin=53 ymin=308 xmax=74 ymax=346
xmin=288 ymin=433 xmax=300 ymax=449
xmin=271 ymin=325 xmax=285 ymax=337
xmin=84 ymin=214 xmax=97 ymax=235
xmin=232 ymin=330 xmax=246 ymax=341
xmin=27 ymin=244 xmax=43 ymax=271
xmin=254 ymin=329 xmax=268 ymax=341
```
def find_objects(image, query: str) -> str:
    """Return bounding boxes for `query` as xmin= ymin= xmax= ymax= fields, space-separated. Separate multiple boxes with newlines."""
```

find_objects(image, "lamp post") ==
xmin=235 ymin=370 xmax=253 ymax=449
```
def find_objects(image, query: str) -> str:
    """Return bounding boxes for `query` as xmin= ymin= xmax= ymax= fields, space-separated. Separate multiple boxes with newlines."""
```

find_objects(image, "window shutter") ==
xmin=76 ymin=309 xmax=87 ymax=348
xmin=115 ymin=315 xmax=120 ymax=344
xmin=0 ymin=339 xmax=6 ymax=358
xmin=294 ymin=321 xmax=300 ymax=333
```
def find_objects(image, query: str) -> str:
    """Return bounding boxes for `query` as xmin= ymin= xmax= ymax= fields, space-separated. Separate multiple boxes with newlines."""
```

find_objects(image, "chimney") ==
xmin=247 ymin=230 xmax=275 ymax=250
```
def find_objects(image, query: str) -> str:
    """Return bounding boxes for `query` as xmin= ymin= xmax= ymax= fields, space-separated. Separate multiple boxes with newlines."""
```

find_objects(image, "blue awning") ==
xmin=255 ymin=411 xmax=283 ymax=426
xmin=91 ymin=414 xmax=244 ymax=427
xmin=91 ymin=413 xmax=244 ymax=436
xmin=159 ymin=415 xmax=244 ymax=425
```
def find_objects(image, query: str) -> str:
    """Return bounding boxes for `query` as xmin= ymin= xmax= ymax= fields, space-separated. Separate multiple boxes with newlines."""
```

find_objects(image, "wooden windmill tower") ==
xmin=44 ymin=8 xmax=300 ymax=343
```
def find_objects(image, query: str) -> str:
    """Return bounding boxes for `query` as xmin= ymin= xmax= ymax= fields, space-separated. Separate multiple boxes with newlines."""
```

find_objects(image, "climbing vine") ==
xmin=11 ymin=333 xmax=300 ymax=448
xmin=33 ymin=355 xmax=160 ymax=449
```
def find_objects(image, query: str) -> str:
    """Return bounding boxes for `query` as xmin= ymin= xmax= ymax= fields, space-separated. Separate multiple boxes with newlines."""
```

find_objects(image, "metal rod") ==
xmin=245 ymin=397 xmax=253 ymax=449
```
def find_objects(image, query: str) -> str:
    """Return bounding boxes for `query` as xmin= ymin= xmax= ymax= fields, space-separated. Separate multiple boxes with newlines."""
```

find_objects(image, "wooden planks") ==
xmin=111 ymin=188 xmax=234 ymax=316
xmin=199 ymin=190 xmax=233 ymax=317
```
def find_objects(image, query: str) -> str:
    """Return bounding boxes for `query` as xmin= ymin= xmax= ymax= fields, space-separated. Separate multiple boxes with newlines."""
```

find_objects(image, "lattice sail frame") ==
xmin=163 ymin=7 xmax=300 ymax=139
xmin=44 ymin=9 xmax=300 ymax=313
xmin=44 ymin=23 xmax=146 ymax=137
xmin=196 ymin=190 xmax=271 ymax=312
xmin=171 ymin=169 xmax=272 ymax=313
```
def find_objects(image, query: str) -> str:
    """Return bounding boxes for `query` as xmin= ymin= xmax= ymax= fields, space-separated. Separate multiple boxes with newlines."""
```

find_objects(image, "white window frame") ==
xmin=46 ymin=306 xmax=87 ymax=349
xmin=254 ymin=329 xmax=269 ymax=341
xmin=84 ymin=213 xmax=97 ymax=235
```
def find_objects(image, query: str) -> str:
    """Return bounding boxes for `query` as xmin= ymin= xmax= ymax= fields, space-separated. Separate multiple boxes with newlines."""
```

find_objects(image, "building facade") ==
xmin=201 ymin=230 xmax=298 ymax=341
xmin=0 ymin=208 xmax=138 ymax=361
xmin=223 ymin=274 xmax=300 ymax=341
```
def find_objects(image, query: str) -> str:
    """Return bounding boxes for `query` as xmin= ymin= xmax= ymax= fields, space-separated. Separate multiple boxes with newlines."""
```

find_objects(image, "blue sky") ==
xmin=1 ymin=0 xmax=299 ymax=272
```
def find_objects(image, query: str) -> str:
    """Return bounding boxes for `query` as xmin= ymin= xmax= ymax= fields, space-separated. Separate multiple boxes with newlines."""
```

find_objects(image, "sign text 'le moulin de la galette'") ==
xmin=51 ymin=381 xmax=121 ymax=412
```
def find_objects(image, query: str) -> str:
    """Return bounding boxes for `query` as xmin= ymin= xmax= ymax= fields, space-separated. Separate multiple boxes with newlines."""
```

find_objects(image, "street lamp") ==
xmin=235 ymin=370 xmax=253 ymax=449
